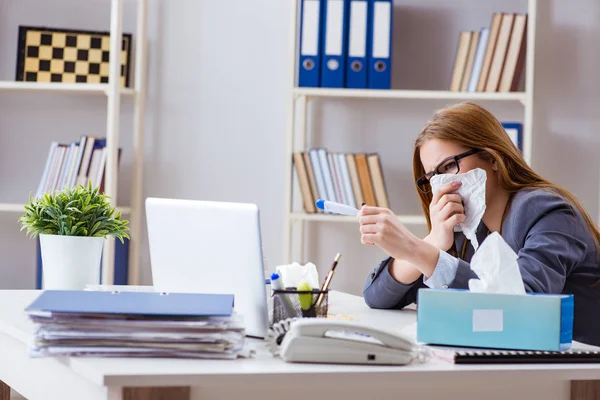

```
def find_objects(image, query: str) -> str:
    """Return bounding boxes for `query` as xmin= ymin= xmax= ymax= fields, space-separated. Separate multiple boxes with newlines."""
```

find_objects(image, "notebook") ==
xmin=26 ymin=290 xmax=234 ymax=318
xmin=454 ymin=350 xmax=600 ymax=364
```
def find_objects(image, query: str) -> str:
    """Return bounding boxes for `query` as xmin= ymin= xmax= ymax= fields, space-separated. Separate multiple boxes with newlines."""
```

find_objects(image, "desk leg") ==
xmin=571 ymin=381 xmax=600 ymax=400
xmin=109 ymin=386 xmax=190 ymax=400
xmin=0 ymin=380 xmax=10 ymax=400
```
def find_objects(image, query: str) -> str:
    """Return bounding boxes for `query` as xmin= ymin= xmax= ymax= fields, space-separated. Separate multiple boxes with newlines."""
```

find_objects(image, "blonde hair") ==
xmin=412 ymin=101 xmax=600 ymax=254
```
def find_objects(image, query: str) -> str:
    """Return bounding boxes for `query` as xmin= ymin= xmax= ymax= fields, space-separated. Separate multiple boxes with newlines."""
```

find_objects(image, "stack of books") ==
xmin=35 ymin=135 xmax=121 ymax=198
xmin=25 ymin=290 xmax=246 ymax=359
xmin=449 ymin=13 xmax=527 ymax=92
xmin=293 ymin=148 xmax=389 ymax=214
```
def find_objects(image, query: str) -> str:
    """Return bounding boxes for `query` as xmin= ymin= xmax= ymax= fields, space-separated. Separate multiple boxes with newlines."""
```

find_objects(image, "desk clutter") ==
xmin=25 ymin=290 xmax=247 ymax=359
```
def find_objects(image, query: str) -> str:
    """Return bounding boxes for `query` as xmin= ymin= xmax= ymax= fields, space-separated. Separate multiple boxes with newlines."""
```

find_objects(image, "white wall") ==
xmin=2 ymin=0 xmax=600 ymax=296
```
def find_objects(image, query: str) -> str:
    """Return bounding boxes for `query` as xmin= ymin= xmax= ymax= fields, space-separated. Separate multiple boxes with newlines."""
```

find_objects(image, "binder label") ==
xmin=372 ymin=2 xmax=391 ymax=58
xmin=472 ymin=309 xmax=504 ymax=332
xmin=325 ymin=0 xmax=344 ymax=56
xmin=301 ymin=0 xmax=321 ymax=56
xmin=349 ymin=1 xmax=367 ymax=57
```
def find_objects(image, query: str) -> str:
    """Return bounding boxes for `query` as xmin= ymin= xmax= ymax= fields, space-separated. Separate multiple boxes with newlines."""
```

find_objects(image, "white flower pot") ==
xmin=39 ymin=234 xmax=105 ymax=290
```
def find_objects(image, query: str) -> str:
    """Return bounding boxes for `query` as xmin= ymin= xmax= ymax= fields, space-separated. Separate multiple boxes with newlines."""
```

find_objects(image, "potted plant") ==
xmin=18 ymin=182 xmax=130 ymax=290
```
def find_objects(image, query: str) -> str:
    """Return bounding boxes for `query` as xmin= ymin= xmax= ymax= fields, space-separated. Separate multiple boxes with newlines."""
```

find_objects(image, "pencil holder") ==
xmin=271 ymin=288 xmax=329 ymax=325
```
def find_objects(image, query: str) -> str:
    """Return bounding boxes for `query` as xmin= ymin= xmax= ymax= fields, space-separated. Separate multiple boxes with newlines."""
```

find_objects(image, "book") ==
xmin=354 ymin=153 xmax=377 ymax=206
xmin=449 ymin=31 xmax=473 ymax=91
xmin=293 ymin=152 xmax=316 ymax=213
xmin=460 ymin=30 xmax=480 ymax=92
xmin=485 ymin=13 xmax=515 ymax=92
xmin=498 ymin=13 xmax=527 ymax=92
xmin=477 ymin=13 xmax=503 ymax=92
xmin=466 ymin=27 xmax=489 ymax=92
xmin=345 ymin=153 xmax=364 ymax=207
xmin=367 ymin=154 xmax=389 ymax=208
xmin=302 ymin=152 xmax=321 ymax=213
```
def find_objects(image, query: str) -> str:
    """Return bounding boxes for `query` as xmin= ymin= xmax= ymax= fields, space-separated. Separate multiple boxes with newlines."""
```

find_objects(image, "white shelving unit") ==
xmin=283 ymin=0 xmax=536 ymax=264
xmin=0 ymin=0 xmax=148 ymax=286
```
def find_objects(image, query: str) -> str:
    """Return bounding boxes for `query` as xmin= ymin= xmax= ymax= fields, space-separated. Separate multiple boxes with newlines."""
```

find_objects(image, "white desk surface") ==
xmin=1 ymin=290 xmax=600 ymax=400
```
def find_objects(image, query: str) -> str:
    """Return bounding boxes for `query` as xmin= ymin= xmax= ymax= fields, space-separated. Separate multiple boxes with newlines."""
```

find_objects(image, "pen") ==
xmin=315 ymin=200 xmax=359 ymax=216
xmin=270 ymin=272 xmax=296 ymax=318
xmin=315 ymin=253 xmax=341 ymax=309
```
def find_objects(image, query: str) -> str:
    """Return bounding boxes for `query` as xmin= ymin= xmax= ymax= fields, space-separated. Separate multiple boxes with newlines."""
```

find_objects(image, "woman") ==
xmin=361 ymin=101 xmax=600 ymax=346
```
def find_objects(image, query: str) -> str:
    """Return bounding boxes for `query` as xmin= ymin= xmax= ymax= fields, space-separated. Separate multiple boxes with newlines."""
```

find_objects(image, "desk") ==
xmin=0 ymin=290 xmax=599 ymax=400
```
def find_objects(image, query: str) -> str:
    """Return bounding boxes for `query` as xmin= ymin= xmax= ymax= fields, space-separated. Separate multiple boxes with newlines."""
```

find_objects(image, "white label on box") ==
xmin=325 ymin=0 xmax=344 ymax=56
xmin=301 ymin=0 xmax=321 ymax=56
xmin=349 ymin=1 xmax=367 ymax=57
xmin=373 ymin=2 xmax=391 ymax=58
xmin=472 ymin=309 xmax=504 ymax=332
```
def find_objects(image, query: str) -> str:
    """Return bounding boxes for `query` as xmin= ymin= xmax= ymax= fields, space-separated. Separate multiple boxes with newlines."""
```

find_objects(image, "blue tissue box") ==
xmin=416 ymin=289 xmax=574 ymax=351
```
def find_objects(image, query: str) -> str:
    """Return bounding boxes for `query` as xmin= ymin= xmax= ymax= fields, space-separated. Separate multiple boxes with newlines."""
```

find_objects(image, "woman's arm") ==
xmin=363 ymin=257 xmax=427 ymax=309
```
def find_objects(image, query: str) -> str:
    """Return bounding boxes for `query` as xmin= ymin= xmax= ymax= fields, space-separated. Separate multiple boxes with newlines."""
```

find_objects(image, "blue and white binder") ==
xmin=26 ymin=290 xmax=235 ymax=318
xmin=346 ymin=0 xmax=369 ymax=88
xmin=502 ymin=122 xmax=523 ymax=152
xmin=367 ymin=0 xmax=393 ymax=89
xmin=321 ymin=0 xmax=350 ymax=88
xmin=298 ymin=0 xmax=324 ymax=87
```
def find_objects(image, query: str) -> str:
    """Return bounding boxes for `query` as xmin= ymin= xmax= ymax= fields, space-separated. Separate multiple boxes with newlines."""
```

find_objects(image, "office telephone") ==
xmin=278 ymin=319 xmax=430 ymax=365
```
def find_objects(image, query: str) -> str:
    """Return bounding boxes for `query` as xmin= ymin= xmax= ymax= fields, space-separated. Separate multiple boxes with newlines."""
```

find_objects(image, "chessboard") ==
xmin=16 ymin=26 xmax=132 ymax=87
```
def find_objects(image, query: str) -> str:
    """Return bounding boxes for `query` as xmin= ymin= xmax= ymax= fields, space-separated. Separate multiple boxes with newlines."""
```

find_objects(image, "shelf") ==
xmin=0 ymin=81 xmax=135 ymax=96
xmin=290 ymin=212 xmax=427 ymax=225
xmin=0 ymin=203 xmax=131 ymax=215
xmin=293 ymin=88 xmax=527 ymax=103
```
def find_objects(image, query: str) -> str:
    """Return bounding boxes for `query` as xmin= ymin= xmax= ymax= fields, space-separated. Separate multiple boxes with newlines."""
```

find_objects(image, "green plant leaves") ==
xmin=18 ymin=181 xmax=130 ymax=242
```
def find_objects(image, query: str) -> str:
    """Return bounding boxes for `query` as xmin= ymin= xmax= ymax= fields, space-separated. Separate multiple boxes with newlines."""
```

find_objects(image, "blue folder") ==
xmin=346 ymin=0 xmax=369 ymax=88
xmin=298 ymin=0 xmax=324 ymax=87
xmin=320 ymin=0 xmax=350 ymax=88
xmin=26 ymin=290 xmax=235 ymax=317
xmin=367 ymin=0 xmax=392 ymax=89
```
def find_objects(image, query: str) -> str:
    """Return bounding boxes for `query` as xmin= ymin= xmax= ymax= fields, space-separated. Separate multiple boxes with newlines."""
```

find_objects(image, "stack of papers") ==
xmin=25 ymin=290 xmax=245 ymax=359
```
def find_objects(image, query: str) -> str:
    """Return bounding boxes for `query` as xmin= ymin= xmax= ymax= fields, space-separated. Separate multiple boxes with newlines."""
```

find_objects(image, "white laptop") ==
xmin=145 ymin=197 xmax=269 ymax=338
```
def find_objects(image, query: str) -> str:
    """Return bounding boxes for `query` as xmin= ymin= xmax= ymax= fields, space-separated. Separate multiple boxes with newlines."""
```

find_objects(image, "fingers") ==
xmin=436 ymin=193 xmax=462 ymax=209
xmin=444 ymin=213 xmax=466 ymax=228
xmin=358 ymin=214 xmax=380 ymax=225
xmin=439 ymin=200 xmax=464 ymax=220
xmin=361 ymin=233 xmax=377 ymax=245
xmin=431 ymin=181 xmax=462 ymax=205
xmin=358 ymin=205 xmax=391 ymax=217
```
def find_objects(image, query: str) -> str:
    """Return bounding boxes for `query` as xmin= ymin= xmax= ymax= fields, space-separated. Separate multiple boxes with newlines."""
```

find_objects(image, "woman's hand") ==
xmin=426 ymin=181 xmax=465 ymax=251
xmin=358 ymin=205 xmax=440 ymax=277
xmin=358 ymin=206 xmax=419 ymax=261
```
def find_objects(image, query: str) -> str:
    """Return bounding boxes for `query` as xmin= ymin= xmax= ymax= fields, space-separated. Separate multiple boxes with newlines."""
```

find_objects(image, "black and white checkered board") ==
xmin=16 ymin=26 xmax=132 ymax=87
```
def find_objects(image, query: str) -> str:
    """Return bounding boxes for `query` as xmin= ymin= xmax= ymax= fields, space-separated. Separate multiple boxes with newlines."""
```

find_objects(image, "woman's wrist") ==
xmin=403 ymin=236 xmax=440 ymax=278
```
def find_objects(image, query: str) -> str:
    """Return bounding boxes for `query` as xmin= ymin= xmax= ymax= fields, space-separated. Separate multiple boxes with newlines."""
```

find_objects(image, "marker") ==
xmin=270 ymin=272 xmax=296 ymax=318
xmin=315 ymin=199 xmax=359 ymax=216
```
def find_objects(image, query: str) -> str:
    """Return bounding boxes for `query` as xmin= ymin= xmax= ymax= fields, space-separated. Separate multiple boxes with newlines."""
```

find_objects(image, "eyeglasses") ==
xmin=416 ymin=148 xmax=483 ymax=193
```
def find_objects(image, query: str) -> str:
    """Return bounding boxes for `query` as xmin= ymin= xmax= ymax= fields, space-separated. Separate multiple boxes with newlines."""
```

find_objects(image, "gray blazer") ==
xmin=363 ymin=188 xmax=600 ymax=347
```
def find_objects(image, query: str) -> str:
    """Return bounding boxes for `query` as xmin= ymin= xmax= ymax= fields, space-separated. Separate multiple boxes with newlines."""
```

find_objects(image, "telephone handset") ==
xmin=279 ymin=318 xmax=430 ymax=365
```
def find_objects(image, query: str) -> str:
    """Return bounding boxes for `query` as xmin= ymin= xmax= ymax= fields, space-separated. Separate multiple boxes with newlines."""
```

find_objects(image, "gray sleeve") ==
xmin=448 ymin=190 xmax=588 ymax=292
xmin=363 ymin=257 xmax=427 ymax=309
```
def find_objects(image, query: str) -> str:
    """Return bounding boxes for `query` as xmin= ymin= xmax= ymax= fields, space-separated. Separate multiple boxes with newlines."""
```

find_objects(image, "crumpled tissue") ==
xmin=430 ymin=167 xmax=487 ymax=250
xmin=275 ymin=262 xmax=319 ymax=289
xmin=468 ymin=231 xmax=526 ymax=294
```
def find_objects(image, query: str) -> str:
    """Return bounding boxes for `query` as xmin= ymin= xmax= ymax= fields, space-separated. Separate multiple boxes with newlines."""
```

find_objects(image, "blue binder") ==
xmin=298 ymin=0 xmax=324 ymax=87
xmin=26 ymin=290 xmax=235 ymax=317
xmin=346 ymin=0 xmax=369 ymax=88
xmin=320 ymin=0 xmax=350 ymax=88
xmin=367 ymin=0 xmax=392 ymax=89
xmin=502 ymin=122 xmax=523 ymax=152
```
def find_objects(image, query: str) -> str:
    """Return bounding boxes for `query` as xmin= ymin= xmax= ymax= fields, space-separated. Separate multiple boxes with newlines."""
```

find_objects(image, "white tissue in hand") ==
xmin=430 ymin=168 xmax=487 ymax=250
xmin=275 ymin=262 xmax=319 ymax=289
xmin=468 ymin=232 xmax=526 ymax=294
